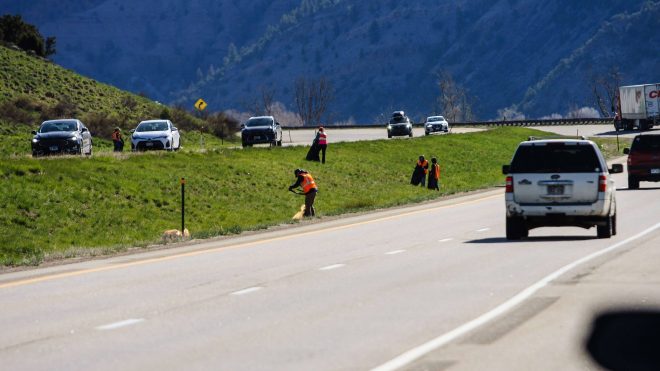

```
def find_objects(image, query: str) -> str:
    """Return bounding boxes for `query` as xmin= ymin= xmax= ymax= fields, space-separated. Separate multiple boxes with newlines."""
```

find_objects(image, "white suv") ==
xmin=502 ymin=138 xmax=623 ymax=240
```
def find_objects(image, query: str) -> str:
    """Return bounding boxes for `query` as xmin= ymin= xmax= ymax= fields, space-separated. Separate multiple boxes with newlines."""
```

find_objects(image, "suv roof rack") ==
xmin=527 ymin=135 xmax=587 ymax=141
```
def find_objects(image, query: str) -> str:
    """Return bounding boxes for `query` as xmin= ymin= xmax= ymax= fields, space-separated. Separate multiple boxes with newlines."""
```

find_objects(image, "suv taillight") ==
xmin=598 ymin=175 xmax=607 ymax=192
xmin=506 ymin=176 xmax=514 ymax=193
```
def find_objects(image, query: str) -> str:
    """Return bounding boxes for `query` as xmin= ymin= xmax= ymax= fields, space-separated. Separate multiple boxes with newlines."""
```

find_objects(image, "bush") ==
xmin=170 ymin=105 xmax=199 ymax=132
xmin=205 ymin=112 xmax=240 ymax=139
xmin=44 ymin=96 xmax=78 ymax=119
xmin=81 ymin=111 xmax=122 ymax=139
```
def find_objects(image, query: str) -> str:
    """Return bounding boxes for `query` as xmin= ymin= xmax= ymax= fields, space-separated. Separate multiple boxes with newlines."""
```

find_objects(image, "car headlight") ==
xmin=387 ymin=125 xmax=392 ymax=130
xmin=32 ymin=138 xmax=39 ymax=143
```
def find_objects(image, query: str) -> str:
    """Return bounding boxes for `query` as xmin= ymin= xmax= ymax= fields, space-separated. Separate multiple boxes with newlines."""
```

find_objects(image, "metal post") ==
xmin=180 ymin=177 xmax=186 ymax=233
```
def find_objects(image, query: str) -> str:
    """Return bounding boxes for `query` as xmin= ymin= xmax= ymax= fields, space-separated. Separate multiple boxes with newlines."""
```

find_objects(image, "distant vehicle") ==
xmin=623 ymin=134 xmax=660 ymax=189
xmin=131 ymin=120 xmax=180 ymax=151
xmin=614 ymin=83 xmax=659 ymax=131
xmin=502 ymin=138 xmax=622 ymax=240
xmin=424 ymin=115 xmax=449 ymax=135
xmin=240 ymin=116 xmax=282 ymax=147
xmin=387 ymin=111 xmax=413 ymax=138
xmin=31 ymin=119 xmax=93 ymax=157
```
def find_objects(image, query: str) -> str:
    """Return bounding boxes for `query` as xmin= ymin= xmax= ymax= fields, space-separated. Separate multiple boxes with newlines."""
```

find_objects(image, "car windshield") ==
xmin=136 ymin=122 xmax=169 ymax=132
xmin=39 ymin=122 xmax=77 ymax=132
xmin=245 ymin=118 xmax=273 ymax=127
xmin=509 ymin=144 xmax=602 ymax=173
xmin=631 ymin=135 xmax=660 ymax=152
xmin=428 ymin=117 xmax=444 ymax=122
xmin=390 ymin=116 xmax=408 ymax=124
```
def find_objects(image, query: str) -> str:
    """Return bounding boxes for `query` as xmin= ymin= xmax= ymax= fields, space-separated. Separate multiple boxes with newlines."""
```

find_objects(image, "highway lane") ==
xmin=272 ymin=124 xmax=657 ymax=148
xmin=1 ymin=167 xmax=659 ymax=370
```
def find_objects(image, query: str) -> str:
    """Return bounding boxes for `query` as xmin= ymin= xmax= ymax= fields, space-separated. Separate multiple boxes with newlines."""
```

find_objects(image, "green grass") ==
xmin=0 ymin=46 xmax=164 ymax=122
xmin=0 ymin=126 xmax=545 ymax=266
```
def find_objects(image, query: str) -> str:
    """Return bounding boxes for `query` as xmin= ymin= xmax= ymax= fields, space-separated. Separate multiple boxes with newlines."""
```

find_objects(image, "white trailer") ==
xmin=615 ymin=83 xmax=660 ymax=131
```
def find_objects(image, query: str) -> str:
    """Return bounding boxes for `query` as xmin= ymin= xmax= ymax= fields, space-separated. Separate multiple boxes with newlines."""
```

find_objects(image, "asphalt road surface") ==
xmin=276 ymin=124 xmax=657 ymax=147
xmin=1 ymin=163 xmax=659 ymax=370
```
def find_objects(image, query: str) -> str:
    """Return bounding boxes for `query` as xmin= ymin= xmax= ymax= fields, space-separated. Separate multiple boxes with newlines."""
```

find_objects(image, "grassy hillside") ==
xmin=1 ymin=127 xmax=545 ymax=266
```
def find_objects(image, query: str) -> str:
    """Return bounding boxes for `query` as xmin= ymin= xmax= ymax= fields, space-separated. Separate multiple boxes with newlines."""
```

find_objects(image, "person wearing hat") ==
xmin=111 ymin=127 xmax=124 ymax=152
xmin=314 ymin=126 xmax=328 ymax=164
xmin=288 ymin=169 xmax=318 ymax=217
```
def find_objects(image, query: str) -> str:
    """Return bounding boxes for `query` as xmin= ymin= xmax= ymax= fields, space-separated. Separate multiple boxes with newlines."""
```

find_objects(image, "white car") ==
xmin=131 ymin=120 xmax=180 ymax=151
xmin=502 ymin=138 xmax=623 ymax=239
xmin=424 ymin=116 xmax=449 ymax=135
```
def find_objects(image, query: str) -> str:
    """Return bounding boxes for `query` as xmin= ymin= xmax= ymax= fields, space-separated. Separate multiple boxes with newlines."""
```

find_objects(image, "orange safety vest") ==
xmin=112 ymin=131 xmax=122 ymax=141
xmin=318 ymin=132 xmax=327 ymax=145
xmin=432 ymin=163 xmax=440 ymax=180
xmin=417 ymin=159 xmax=428 ymax=174
xmin=301 ymin=173 xmax=317 ymax=193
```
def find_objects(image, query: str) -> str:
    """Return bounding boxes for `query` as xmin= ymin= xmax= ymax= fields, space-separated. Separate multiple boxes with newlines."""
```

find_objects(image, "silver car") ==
xmin=424 ymin=116 xmax=449 ymax=135
xmin=131 ymin=120 xmax=181 ymax=151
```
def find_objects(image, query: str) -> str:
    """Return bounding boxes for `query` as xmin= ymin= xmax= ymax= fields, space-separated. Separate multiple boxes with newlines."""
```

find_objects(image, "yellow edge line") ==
xmin=1 ymin=193 xmax=502 ymax=290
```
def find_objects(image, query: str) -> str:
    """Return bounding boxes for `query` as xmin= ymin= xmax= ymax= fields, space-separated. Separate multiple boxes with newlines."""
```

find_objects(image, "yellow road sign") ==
xmin=194 ymin=98 xmax=207 ymax=111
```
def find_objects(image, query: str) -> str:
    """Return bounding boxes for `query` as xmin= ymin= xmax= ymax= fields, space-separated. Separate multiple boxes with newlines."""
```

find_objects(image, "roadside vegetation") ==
xmin=3 ymin=126 xmax=629 ymax=267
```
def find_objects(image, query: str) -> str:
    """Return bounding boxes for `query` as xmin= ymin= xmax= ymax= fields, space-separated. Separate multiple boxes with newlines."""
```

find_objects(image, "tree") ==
xmin=587 ymin=66 xmax=622 ymax=118
xmin=294 ymin=76 xmax=334 ymax=126
xmin=436 ymin=70 xmax=475 ymax=122
xmin=0 ymin=14 xmax=55 ymax=58
xmin=243 ymin=85 xmax=276 ymax=116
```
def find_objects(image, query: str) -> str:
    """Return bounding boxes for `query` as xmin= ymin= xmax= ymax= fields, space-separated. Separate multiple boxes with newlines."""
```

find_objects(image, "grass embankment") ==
xmin=1 ymin=126 xmax=547 ymax=266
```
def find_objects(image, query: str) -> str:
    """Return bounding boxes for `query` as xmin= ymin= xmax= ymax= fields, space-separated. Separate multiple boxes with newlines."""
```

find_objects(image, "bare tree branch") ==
xmin=294 ymin=76 xmax=334 ymax=126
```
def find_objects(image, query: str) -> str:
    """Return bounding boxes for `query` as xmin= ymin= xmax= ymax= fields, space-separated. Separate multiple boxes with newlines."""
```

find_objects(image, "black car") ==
xmin=241 ymin=116 xmax=283 ymax=147
xmin=32 ymin=119 xmax=93 ymax=157
xmin=387 ymin=111 xmax=413 ymax=138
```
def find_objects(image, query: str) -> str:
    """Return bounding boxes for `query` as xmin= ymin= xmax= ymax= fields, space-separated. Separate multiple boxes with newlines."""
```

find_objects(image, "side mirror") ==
xmin=623 ymin=148 xmax=630 ymax=154
xmin=240 ymin=124 xmax=245 ymax=129
xmin=502 ymin=165 xmax=511 ymax=175
xmin=172 ymin=127 xmax=178 ymax=131
xmin=130 ymin=129 xmax=136 ymax=133
xmin=31 ymin=130 xmax=37 ymax=135
xmin=609 ymin=164 xmax=623 ymax=174
xmin=81 ymin=127 xmax=88 ymax=133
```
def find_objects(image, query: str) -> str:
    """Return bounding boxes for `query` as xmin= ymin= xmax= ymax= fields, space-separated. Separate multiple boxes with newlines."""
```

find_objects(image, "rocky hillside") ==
xmin=4 ymin=0 xmax=658 ymax=122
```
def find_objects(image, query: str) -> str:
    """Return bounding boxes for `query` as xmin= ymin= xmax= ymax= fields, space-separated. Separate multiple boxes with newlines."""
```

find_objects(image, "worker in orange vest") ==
xmin=411 ymin=155 xmax=429 ymax=186
xmin=289 ymin=169 xmax=318 ymax=217
xmin=111 ymin=127 xmax=124 ymax=152
xmin=315 ymin=126 xmax=328 ymax=164
xmin=428 ymin=157 xmax=440 ymax=191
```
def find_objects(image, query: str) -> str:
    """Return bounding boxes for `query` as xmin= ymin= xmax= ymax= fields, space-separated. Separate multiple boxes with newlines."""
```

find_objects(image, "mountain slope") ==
xmin=5 ymin=0 xmax=658 ymax=121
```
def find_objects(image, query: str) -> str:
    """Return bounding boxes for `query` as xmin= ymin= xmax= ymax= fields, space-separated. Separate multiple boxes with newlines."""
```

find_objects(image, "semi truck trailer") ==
xmin=614 ymin=83 xmax=660 ymax=131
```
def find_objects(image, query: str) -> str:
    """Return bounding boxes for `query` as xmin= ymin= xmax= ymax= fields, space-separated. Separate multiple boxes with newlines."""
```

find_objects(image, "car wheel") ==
xmin=409 ymin=131 xmax=413 ymax=138
xmin=628 ymin=176 xmax=639 ymax=189
xmin=425 ymin=131 xmax=429 ymax=136
xmin=597 ymin=215 xmax=613 ymax=238
xmin=505 ymin=216 xmax=524 ymax=240
xmin=387 ymin=132 xmax=392 ymax=139
xmin=242 ymin=142 xmax=248 ymax=148
xmin=277 ymin=139 xmax=283 ymax=146
xmin=612 ymin=213 xmax=617 ymax=236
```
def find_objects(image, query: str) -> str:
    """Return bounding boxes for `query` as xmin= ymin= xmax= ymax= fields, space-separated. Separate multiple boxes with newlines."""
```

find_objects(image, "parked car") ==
xmin=502 ymin=138 xmax=623 ymax=240
xmin=241 ymin=116 xmax=282 ymax=147
xmin=387 ymin=111 xmax=413 ymax=138
xmin=424 ymin=115 xmax=449 ymax=135
xmin=624 ymin=134 xmax=660 ymax=189
xmin=131 ymin=120 xmax=180 ymax=151
xmin=31 ymin=119 xmax=93 ymax=157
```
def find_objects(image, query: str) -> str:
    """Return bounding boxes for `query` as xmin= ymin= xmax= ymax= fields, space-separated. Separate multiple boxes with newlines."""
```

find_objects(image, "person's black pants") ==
xmin=319 ymin=144 xmax=327 ymax=164
xmin=304 ymin=190 xmax=317 ymax=216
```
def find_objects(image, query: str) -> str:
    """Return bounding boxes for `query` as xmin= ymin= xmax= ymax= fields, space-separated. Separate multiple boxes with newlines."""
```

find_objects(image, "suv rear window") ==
xmin=509 ymin=144 xmax=602 ymax=173
xmin=631 ymin=135 xmax=660 ymax=151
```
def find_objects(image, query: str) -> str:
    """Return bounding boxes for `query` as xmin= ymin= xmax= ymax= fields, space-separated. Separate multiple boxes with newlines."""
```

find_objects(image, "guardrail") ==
xmin=281 ymin=118 xmax=614 ymax=130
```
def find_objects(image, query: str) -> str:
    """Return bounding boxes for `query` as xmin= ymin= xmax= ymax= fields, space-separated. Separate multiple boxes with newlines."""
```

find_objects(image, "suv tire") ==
xmin=506 ymin=217 xmax=525 ymax=240
xmin=597 ymin=215 xmax=614 ymax=238
xmin=628 ymin=176 xmax=640 ymax=189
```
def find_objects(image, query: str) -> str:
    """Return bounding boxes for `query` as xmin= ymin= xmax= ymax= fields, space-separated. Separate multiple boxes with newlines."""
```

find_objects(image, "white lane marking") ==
xmin=230 ymin=286 xmax=263 ymax=296
xmin=385 ymin=250 xmax=406 ymax=255
xmin=476 ymin=228 xmax=490 ymax=233
xmin=319 ymin=264 xmax=346 ymax=271
xmin=371 ymin=221 xmax=660 ymax=371
xmin=95 ymin=318 xmax=144 ymax=331
xmin=438 ymin=238 xmax=453 ymax=243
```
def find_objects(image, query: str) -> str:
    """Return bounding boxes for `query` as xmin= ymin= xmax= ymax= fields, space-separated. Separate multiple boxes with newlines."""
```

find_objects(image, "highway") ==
xmin=1 ymin=162 xmax=659 ymax=370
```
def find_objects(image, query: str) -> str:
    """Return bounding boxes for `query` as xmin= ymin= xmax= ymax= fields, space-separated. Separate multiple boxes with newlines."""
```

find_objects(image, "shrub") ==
xmin=205 ymin=112 xmax=240 ymax=139
xmin=81 ymin=111 xmax=122 ymax=138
